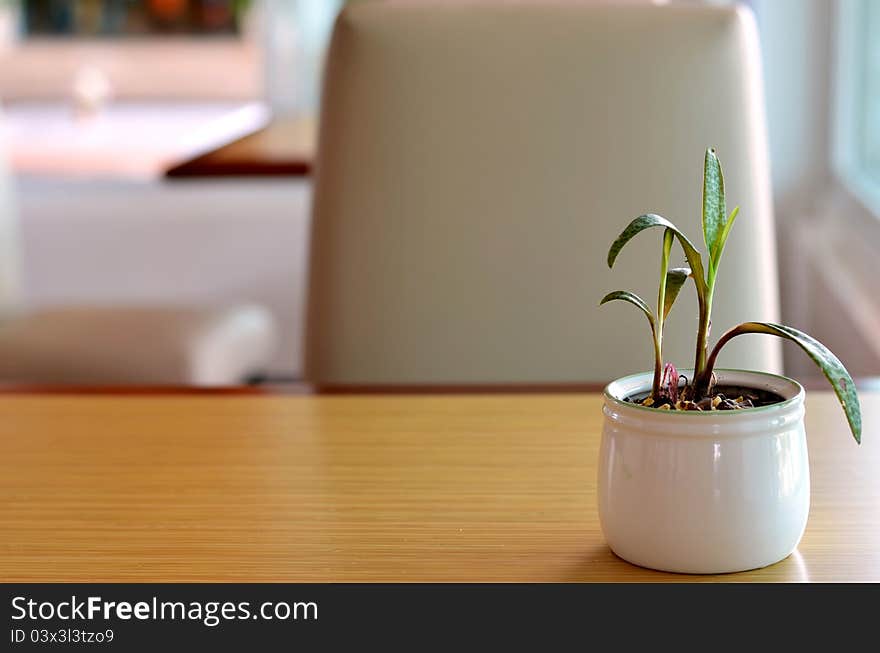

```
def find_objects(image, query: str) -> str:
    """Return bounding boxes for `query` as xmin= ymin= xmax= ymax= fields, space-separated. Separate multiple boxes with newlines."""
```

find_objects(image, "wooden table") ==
xmin=1 ymin=392 xmax=877 ymax=582
xmin=165 ymin=115 xmax=315 ymax=178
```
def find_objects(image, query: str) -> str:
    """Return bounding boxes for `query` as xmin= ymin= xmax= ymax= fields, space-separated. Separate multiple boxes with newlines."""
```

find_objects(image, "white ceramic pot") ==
xmin=598 ymin=369 xmax=809 ymax=574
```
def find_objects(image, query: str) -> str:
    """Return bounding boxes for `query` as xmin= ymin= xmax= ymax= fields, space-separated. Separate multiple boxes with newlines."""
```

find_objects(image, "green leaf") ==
xmin=702 ymin=148 xmax=726 ymax=264
xmin=711 ymin=322 xmax=862 ymax=444
xmin=599 ymin=291 xmax=655 ymax=329
xmin=663 ymin=267 xmax=691 ymax=320
xmin=711 ymin=206 xmax=739 ymax=271
xmin=606 ymin=213 xmax=707 ymax=294
xmin=657 ymin=228 xmax=674 ymax=320
xmin=661 ymin=228 xmax=675 ymax=272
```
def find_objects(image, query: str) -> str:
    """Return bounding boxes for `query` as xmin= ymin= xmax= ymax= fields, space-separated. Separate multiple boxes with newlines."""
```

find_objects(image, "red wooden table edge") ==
xmin=1 ymin=378 xmax=876 ymax=395
xmin=0 ymin=384 xmax=280 ymax=395
xmin=0 ymin=382 xmax=602 ymax=396
xmin=163 ymin=122 xmax=313 ymax=178
xmin=165 ymin=159 xmax=312 ymax=178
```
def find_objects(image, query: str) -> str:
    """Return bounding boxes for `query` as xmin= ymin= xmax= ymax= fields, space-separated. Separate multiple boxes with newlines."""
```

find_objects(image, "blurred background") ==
xmin=0 ymin=0 xmax=345 ymax=386
xmin=0 ymin=0 xmax=877 ymax=387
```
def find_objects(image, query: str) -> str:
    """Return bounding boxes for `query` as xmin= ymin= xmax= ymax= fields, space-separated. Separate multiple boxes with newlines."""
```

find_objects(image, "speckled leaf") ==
xmin=599 ymin=291 xmax=655 ymax=329
xmin=703 ymin=148 xmax=726 ymax=262
xmin=663 ymin=267 xmax=691 ymax=320
xmin=719 ymin=322 xmax=862 ymax=443
xmin=606 ymin=214 xmax=706 ymax=292
xmin=711 ymin=206 xmax=739 ymax=270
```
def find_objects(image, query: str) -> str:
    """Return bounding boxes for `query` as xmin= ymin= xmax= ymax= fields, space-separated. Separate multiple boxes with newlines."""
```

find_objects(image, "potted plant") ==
xmin=598 ymin=148 xmax=861 ymax=574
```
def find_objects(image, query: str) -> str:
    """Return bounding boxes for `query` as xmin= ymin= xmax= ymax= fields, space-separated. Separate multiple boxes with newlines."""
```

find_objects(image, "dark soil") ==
xmin=626 ymin=385 xmax=786 ymax=411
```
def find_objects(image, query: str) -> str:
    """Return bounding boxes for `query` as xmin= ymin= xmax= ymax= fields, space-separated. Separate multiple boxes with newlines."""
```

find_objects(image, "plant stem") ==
xmin=692 ymin=278 xmax=715 ymax=399
xmin=699 ymin=323 xmax=741 ymax=390
xmin=653 ymin=230 xmax=673 ymax=398
xmin=652 ymin=330 xmax=662 ymax=398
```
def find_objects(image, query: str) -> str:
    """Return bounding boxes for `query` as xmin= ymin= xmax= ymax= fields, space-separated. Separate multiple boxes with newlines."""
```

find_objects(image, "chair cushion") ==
xmin=0 ymin=305 xmax=277 ymax=385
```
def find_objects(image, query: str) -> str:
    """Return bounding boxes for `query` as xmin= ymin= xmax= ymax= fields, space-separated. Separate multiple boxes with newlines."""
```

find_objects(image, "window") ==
xmin=860 ymin=0 xmax=880 ymax=173
xmin=834 ymin=0 xmax=880 ymax=211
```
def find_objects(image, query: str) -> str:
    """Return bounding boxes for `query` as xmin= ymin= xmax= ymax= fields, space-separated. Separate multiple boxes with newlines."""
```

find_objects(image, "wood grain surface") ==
xmin=1 ymin=392 xmax=876 ymax=582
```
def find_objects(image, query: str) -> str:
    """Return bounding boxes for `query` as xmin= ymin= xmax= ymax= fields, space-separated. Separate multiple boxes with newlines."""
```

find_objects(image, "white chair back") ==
xmin=306 ymin=2 xmax=781 ymax=384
